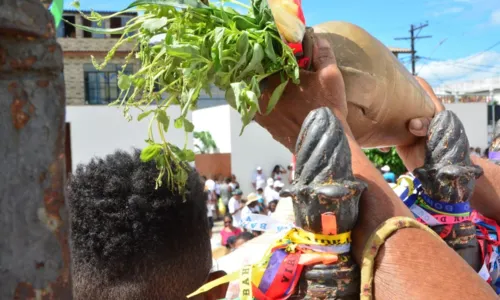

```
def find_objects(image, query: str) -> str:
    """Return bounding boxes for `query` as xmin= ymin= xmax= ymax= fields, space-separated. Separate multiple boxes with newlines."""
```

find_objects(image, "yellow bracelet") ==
xmin=360 ymin=216 xmax=444 ymax=299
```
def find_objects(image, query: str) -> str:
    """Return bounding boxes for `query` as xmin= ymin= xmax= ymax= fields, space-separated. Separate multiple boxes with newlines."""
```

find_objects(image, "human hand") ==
xmin=380 ymin=77 xmax=445 ymax=172
xmin=255 ymin=37 xmax=347 ymax=151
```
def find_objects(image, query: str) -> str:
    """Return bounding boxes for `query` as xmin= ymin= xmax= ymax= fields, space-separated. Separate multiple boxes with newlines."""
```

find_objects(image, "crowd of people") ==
xmin=201 ymin=166 xmax=291 ymax=253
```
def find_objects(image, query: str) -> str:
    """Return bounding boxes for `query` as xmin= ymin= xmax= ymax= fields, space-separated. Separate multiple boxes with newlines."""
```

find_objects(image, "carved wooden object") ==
xmin=282 ymin=107 xmax=366 ymax=299
xmin=414 ymin=111 xmax=483 ymax=271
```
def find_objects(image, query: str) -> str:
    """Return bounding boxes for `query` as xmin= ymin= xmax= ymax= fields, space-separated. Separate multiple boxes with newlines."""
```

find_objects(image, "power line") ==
xmin=457 ymin=40 xmax=500 ymax=63
xmin=395 ymin=22 xmax=432 ymax=75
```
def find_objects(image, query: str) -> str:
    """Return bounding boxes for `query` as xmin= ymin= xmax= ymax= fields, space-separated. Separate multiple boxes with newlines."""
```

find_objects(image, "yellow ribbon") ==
xmin=186 ymin=228 xmax=351 ymax=298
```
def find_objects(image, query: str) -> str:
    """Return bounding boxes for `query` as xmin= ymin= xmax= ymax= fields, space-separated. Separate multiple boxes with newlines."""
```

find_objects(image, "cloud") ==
xmin=432 ymin=6 xmax=464 ymax=17
xmin=417 ymin=51 xmax=500 ymax=87
xmin=491 ymin=9 xmax=500 ymax=25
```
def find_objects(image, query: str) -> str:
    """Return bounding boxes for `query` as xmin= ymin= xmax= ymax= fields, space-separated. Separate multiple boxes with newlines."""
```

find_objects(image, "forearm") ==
xmin=337 ymin=118 xmax=412 ymax=262
xmin=373 ymin=228 xmax=497 ymax=299
xmin=470 ymin=155 xmax=500 ymax=222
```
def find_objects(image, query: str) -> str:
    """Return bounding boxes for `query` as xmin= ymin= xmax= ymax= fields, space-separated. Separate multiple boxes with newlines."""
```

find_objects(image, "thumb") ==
xmin=312 ymin=38 xmax=337 ymax=71
xmin=408 ymin=117 xmax=431 ymax=137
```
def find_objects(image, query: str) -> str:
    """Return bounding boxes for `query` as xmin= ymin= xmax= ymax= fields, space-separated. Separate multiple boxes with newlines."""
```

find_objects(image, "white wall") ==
xmin=192 ymin=105 xmax=232 ymax=153
xmin=444 ymin=103 xmax=488 ymax=150
xmin=228 ymin=107 xmax=293 ymax=195
xmin=66 ymin=106 xmax=192 ymax=171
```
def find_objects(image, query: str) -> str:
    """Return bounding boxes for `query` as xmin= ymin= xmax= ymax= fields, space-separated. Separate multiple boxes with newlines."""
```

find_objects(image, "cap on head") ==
xmin=232 ymin=189 xmax=243 ymax=196
xmin=273 ymin=181 xmax=284 ymax=188
xmin=267 ymin=178 xmax=274 ymax=186
xmin=257 ymin=166 xmax=262 ymax=171
xmin=381 ymin=165 xmax=390 ymax=172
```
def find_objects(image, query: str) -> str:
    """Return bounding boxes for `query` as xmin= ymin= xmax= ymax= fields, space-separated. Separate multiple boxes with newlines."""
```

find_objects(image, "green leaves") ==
xmin=118 ymin=74 xmax=132 ymax=90
xmin=142 ymin=17 xmax=168 ymax=32
xmin=75 ymin=0 xmax=300 ymax=191
xmin=140 ymin=144 xmax=162 ymax=162
xmin=266 ymin=79 xmax=288 ymax=115
xmin=126 ymin=0 xmax=207 ymax=10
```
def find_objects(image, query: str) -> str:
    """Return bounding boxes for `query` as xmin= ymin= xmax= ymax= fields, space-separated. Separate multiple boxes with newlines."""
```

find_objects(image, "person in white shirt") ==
xmin=205 ymin=176 xmax=216 ymax=192
xmin=227 ymin=189 xmax=244 ymax=227
xmin=264 ymin=178 xmax=275 ymax=205
xmin=252 ymin=167 xmax=266 ymax=190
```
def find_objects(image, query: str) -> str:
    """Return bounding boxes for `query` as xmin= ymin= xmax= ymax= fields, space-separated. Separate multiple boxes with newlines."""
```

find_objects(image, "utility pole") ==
xmin=395 ymin=22 xmax=432 ymax=75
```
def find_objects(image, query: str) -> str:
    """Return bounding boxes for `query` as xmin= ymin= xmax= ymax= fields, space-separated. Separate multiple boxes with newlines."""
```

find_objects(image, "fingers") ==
xmin=378 ymin=147 xmax=391 ymax=153
xmin=312 ymin=38 xmax=337 ymax=71
xmin=415 ymin=76 xmax=445 ymax=113
xmin=408 ymin=117 xmax=431 ymax=137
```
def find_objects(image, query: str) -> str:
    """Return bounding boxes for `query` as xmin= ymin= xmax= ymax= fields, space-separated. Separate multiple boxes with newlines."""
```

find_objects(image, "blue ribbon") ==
xmin=403 ymin=193 xmax=418 ymax=209
xmin=420 ymin=193 xmax=471 ymax=214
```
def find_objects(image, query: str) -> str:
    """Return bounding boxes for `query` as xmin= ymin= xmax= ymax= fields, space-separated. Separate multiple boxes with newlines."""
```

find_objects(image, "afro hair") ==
xmin=67 ymin=149 xmax=211 ymax=293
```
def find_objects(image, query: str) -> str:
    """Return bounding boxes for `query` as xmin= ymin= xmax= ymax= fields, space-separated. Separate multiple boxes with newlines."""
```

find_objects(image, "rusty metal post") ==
xmin=0 ymin=0 xmax=72 ymax=299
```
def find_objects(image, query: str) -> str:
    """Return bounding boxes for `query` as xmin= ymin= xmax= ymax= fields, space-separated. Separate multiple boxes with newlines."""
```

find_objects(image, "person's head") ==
xmin=67 ymin=149 xmax=215 ymax=300
xmin=226 ymin=235 xmax=237 ymax=250
xmin=246 ymin=193 xmax=260 ymax=208
xmin=381 ymin=165 xmax=390 ymax=174
xmin=475 ymin=147 xmax=481 ymax=155
xmin=224 ymin=177 xmax=231 ymax=184
xmin=223 ymin=215 xmax=234 ymax=229
xmin=234 ymin=232 xmax=254 ymax=249
xmin=272 ymin=165 xmax=281 ymax=174
xmin=231 ymin=174 xmax=237 ymax=182
xmin=256 ymin=166 xmax=262 ymax=174
xmin=268 ymin=200 xmax=278 ymax=213
xmin=266 ymin=177 xmax=274 ymax=187
xmin=287 ymin=164 xmax=293 ymax=171
xmin=257 ymin=187 xmax=263 ymax=195
xmin=232 ymin=189 xmax=243 ymax=200
xmin=273 ymin=180 xmax=284 ymax=192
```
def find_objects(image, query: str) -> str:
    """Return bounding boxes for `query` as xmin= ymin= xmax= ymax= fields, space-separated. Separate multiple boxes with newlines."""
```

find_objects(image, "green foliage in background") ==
xmin=363 ymin=148 xmax=407 ymax=177
xmin=194 ymin=131 xmax=218 ymax=154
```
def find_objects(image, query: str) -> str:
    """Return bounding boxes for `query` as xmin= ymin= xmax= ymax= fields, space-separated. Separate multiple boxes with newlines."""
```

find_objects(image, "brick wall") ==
xmin=63 ymin=55 xmax=137 ymax=105
xmin=57 ymin=38 xmax=136 ymax=53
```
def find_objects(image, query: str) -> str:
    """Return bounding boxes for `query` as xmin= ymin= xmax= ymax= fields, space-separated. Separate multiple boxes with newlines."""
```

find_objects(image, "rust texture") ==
xmin=0 ymin=0 xmax=72 ymax=299
xmin=414 ymin=111 xmax=483 ymax=271
xmin=282 ymin=108 xmax=366 ymax=299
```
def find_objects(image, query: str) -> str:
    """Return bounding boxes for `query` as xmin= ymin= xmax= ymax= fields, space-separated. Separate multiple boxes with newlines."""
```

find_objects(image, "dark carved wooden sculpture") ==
xmin=281 ymin=107 xmax=366 ymax=299
xmin=413 ymin=111 xmax=483 ymax=271
xmin=490 ymin=120 xmax=500 ymax=165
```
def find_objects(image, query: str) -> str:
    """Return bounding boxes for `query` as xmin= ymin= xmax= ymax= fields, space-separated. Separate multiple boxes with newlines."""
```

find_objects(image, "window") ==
xmin=84 ymin=64 xmax=134 ymax=105
xmin=56 ymin=15 xmax=76 ymax=38
xmin=82 ymin=17 xmax=105 ymax=38
xmin=110 ymin=16 xmax=134 ymax=38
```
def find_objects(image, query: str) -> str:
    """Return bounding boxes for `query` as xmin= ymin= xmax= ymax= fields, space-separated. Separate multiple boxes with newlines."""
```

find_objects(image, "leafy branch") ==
xmin=71 ymin=0 xmax=299 ymax=192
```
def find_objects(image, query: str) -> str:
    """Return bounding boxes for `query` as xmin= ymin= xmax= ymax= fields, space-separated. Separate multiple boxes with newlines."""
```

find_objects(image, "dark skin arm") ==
xmin=258 ymin=38 xmax=497 ymax=299
xmin=393 ymin=77 xmax=500 ymax=223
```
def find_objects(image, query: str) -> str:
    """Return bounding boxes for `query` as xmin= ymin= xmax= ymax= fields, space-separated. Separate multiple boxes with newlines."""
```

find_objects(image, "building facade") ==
xmin=58 ymin=10 xmax=137 ymax=106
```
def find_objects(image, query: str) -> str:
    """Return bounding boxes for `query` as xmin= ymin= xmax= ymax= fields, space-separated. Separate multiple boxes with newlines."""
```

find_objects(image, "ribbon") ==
xmin=241 ymin=214 xmax=294 ymax=233
xmin=187 ymin=228 xmax=351 ymax=299
xmin=488 ymin=151 xmax=500 ymax=161
xmin=50 ymin=0 xmax=64 ymax=28
xmin=419 ymin=193 xmax=471 ymax=215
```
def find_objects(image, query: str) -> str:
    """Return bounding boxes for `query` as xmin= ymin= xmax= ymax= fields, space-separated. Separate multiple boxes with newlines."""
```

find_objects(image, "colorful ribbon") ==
xmin=187 ymin=227 xmax=351 ymax=299
xmin=488 ymin=151 xmax=500 ymax=161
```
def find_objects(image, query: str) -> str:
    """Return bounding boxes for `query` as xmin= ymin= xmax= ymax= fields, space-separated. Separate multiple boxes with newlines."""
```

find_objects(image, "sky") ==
xmin=67 ymin=0 xmax=500 ymax=88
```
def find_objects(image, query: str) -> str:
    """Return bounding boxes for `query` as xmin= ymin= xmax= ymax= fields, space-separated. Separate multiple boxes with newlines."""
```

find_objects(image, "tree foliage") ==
xmin=194 ymin=131 xmax=218 ymax=154
xmin=363 ymin=148 xmax=407 ymax=177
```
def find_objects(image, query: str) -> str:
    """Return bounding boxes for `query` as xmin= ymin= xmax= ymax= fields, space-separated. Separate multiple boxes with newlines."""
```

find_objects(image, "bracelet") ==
xmin=360 ymin=216 xmax=444 ymax=300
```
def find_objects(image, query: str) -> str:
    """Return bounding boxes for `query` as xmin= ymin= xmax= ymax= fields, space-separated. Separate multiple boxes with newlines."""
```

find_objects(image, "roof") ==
xmin=388 ymin=47 xmax=412 ymax=54
xmin=63 ymin=9 xmax=137 ymax=16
